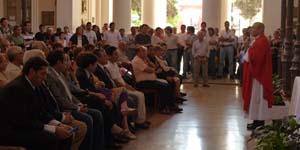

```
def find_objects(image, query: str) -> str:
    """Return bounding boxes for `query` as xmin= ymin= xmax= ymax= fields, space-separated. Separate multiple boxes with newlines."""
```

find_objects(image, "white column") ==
xmin=113 ymin=0 xmax=131 ymax=31
xmin=262 ymin=0 xmax=281 ymax=36
xmin=202 ymin=0 xmax=221 ymax=29
xmin=56 ymin=0 xmax=82 ymax=32
xmin=142 ymin=0 xmax=166 ymax=28
xmin=101 ymin=0 xmax=113 ymax=25
xmin=0 ymin=0 xmax=4 ymax=17
xmin=31 ymin=0 xmax=39 ymax=33
xmin=96 ymin=0 xmax=102 ymax=25
xmin=220 ymin=0 xmax=228 ymax=29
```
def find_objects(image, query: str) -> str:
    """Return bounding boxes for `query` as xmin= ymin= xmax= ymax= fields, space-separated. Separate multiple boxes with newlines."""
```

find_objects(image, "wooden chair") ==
xmin=123 ymin=70 xmax=160 ymax=113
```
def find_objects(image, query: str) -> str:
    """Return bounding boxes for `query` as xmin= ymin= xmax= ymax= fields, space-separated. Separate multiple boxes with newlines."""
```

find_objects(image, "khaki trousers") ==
xmin=70 ymin=120 xmax=87 ymax=150
xmin=193 ymin=56 xmax=208 ymax=85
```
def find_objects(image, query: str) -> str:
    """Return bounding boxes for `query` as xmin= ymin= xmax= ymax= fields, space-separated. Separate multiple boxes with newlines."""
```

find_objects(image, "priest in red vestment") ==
xmin=242 ymin=22 xmax=273 ymax=130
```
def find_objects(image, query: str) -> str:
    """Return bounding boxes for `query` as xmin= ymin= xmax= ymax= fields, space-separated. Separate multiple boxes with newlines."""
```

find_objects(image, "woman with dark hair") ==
xmin=207 ymin=27 xmax=218 ymax=78
xmin=92 ymin=25 xmax=103 ymax=42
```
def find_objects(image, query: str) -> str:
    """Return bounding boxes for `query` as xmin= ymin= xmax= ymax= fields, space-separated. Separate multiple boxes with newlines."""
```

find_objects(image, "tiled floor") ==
xmin=122 ymin=83 xmax=250 ymax=150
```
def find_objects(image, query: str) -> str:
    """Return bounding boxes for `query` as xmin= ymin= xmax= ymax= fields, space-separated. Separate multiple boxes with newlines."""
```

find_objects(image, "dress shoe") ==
xmin=135 ymin=122 xmax=150 ymax=129
xmin=106 ymin=142 xmax=123 ymax=149
xmin=171 ymin=106 xmax=183 ymax=113
xmin=124 ymin=130 xmax=137 ymax=140
xmin=114 ymin=136 xmax=129 ymax=144
xmin=180 ymin=92 xmax=187 ymax=97
xmin=247 ymin=120 xmax=265 ymax=130
xmin=203 ymin=84 xmax=210 ymax=87
xmin=176 ymin=97 xmax=187 ymax=104
xmin=145 ymin=121 xmax=151 ymax=125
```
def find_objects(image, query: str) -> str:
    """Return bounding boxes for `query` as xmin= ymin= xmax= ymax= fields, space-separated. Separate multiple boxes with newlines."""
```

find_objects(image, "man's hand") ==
xmin=79 ymin=104 xmax=88 ymax=113
xmin=104 ymin=100 xmax=113 ymax=109
xmin=63 ymin=112 xmax=74 ymax=124
xmin=95 ymin=93 xmax=106 ymax=100
xmin=55 ymin=125 xmax=72 ymax=139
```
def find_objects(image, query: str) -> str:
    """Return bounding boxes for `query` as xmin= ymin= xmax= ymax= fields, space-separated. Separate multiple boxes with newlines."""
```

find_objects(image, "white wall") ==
xmin=263 ymin=0 xmax=281 ymax=36
xmin=202 ymin=0 xmax=221 ymax=29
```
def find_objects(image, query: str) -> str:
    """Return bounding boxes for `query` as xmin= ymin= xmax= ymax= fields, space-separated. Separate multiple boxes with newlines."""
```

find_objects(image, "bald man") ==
xmin=5 ymin=46 xmax=23 ymax=81
xmin=242 ymin=22 xmax=273 ymax=130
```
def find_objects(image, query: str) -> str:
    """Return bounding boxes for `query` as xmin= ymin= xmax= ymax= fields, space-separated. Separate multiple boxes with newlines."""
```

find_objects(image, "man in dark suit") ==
xmin=0 ymin=57 xmax=72 ymax=150
xmin=93 ymin=49 xmax=116 ymax=89
xmin=76 ymin=52 xmax=137 ymax=140
xmin=46 ymin=50 xmax=104 ymax=150
xmin=38 ymin=83 xmax=87 ymax=150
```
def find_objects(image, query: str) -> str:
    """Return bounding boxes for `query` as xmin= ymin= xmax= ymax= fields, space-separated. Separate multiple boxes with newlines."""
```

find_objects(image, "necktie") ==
xmin=89 ymin=74 xmax=94 ymax=84
xmin=104 ymin=66 xmax=112 ymax=78
xmin=104 ymin=66 xmax=117 ymax=87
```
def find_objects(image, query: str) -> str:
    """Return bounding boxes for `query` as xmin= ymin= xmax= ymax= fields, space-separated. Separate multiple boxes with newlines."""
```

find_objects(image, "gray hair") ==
xmin=6 ymin=46 xmax=23 ymax=62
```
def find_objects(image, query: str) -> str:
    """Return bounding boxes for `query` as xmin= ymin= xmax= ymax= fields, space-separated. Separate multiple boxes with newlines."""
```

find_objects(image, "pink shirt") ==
xmin=132 ymin=56 xmax=156 ymax=82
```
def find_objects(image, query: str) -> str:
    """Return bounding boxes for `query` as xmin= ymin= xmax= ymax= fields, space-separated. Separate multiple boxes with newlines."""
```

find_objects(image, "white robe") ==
xmin=248 ymin=79 xmax=270 ymax=120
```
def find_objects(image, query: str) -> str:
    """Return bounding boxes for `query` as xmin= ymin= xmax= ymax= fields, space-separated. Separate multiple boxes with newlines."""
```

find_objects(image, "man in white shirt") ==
xmin=132 ymin=46 xmax=182 ymax=113
xmin=183 ymin=26 xmax=197 ymax=78
xmin=176 ymin=24 xmax=187 ymax=73
xmin=164 ymin=26 xmax=179 ymax=71
xmin=127 ymin=27 xmax=137 ymax=60
xmin=5 ymin=46 xmax=23 ymax=81
xmin=84 ymin=22 xmax=98 ymax=45
xmin=218 ymin=21 xmax=235 ymax=79
xmin=103 ymin=22 xmax=122 ymax=48
xmin=192 ymin=31 xmax=209 ymax=87
xmin=105 ymin=46 xmax=149 ymax=127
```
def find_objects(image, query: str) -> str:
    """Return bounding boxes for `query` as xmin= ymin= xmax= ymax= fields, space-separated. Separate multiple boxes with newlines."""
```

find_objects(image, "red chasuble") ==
xmin=242 ymin=34 xmax=273 ymax=113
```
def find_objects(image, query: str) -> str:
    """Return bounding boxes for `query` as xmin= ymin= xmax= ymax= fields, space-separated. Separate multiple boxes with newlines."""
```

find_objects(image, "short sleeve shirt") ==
xmin=132 ymin=56 xmax=156 ymax=82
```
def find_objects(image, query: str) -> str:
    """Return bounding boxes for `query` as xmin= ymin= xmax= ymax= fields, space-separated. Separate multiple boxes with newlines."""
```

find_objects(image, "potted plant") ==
xmin=249 ymin=116 xmax=300 ymax=150
xmin=270 ymin=75 xmax=289 ymax=119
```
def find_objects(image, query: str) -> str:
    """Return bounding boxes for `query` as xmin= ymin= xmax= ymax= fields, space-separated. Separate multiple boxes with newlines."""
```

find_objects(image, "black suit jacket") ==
xmin=0 ymin=76 xmax=54 ymax=131
xmin=94 ymin=65 xmax=114 ymax=89
xmin=76 ymin=67 xmax=97 ymax=92
xmin=38 ymin=84 xmax=63 ymax=121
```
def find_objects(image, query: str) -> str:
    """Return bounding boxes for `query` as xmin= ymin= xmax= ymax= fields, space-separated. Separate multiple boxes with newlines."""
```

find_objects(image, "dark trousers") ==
xmin=72 ymin=109 xmax=104 ymax=150
xmin=77 ymin=95 xmax=120 ymax=146
xmin=208 ymin=49 xmax=217 ymax=77
xmin=177 ymin=46 xmax=184 ymax=72
xmin=0 ymin=129 xmax=72 ymax=150
xmin=136 ymin=80 xmax=175 ymax=109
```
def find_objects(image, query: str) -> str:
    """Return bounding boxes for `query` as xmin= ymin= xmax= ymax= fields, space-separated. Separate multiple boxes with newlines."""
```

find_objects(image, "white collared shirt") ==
xmin=105 ymin=61 xmax=126 ymax=86
xmin=192 ymin=39 xmax=209 ymax=58
xmin=5 ymin=62 xmax=22 ymax=82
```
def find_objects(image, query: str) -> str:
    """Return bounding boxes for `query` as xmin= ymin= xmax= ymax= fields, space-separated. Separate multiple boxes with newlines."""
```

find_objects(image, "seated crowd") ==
xmin=0 ymin=18 xmax=188 ymax=150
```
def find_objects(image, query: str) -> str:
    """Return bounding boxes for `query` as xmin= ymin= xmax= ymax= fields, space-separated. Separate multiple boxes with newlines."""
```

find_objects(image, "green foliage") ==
xmin=131 ymin=0 xmax=141 ymax=17
xmin=167 ymin=15 xmax=179 ymax=27
xmin=167 ymin=0 xmax=179 ymax=27
xmin=131 ymin=10 xmax=142 ymax=26
xmin=131 ymin=0 xmax=141 ymax=26
xmin=272 ymin=75 xmax=285 ymax=106
xmin=234 ymin=0 xmax=262 ymax=20
xmin=252 ymin=117 xmax=300 ymax=150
